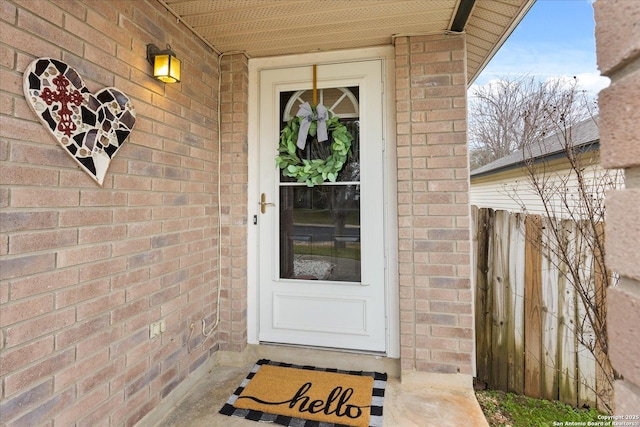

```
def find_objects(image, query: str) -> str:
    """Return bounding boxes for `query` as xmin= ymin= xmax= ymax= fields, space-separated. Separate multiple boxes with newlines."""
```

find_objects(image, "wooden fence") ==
xmin=471 ymin=206 xmax=612 ymax=411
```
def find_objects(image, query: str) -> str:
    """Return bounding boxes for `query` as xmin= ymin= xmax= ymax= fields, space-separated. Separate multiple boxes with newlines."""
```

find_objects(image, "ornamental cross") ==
xmin=40 ymin=74 xmax=83 ymax=137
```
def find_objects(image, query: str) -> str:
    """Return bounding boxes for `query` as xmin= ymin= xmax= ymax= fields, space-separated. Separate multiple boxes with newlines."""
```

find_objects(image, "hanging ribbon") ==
xmin=295 ymin=102 xmax=328 ymax=149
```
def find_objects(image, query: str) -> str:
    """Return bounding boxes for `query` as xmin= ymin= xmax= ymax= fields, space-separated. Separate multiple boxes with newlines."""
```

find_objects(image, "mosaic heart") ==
xmin=23 ymin=58 xmax=136 ymax=186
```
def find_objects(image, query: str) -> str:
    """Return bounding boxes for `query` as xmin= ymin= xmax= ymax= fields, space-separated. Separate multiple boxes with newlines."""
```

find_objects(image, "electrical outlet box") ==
xmin=150 ymin=319 xmax=166 ymax=338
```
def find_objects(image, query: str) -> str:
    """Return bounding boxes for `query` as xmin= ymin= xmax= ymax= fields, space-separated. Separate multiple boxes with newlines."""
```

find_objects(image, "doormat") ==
xmin=219 ymin=359 xmax=387 ymax=427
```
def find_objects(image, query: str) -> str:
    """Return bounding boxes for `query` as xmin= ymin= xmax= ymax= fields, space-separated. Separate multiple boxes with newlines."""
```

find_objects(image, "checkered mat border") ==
xmin=219 ymin=359 xmax=387 ymax=427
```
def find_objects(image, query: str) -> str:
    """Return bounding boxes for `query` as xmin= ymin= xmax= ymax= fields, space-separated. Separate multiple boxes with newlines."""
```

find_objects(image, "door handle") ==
xmin=260 ymin=193 xmax=275 ymax=214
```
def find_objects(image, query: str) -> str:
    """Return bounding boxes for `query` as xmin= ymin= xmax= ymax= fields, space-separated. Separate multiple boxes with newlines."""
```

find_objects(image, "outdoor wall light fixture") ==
xmin=146 ymin=43 xmax=181 ymax=83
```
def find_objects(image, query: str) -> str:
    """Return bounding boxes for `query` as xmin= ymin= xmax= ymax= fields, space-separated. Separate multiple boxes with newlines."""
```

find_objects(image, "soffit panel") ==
xmin=162 ymin=0 xmax=534 ymax=83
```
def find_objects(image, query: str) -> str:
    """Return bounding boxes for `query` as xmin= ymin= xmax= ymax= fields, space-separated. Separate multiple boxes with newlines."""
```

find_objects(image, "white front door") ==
xmin=257 ymin=60 xmax=386 ymax=352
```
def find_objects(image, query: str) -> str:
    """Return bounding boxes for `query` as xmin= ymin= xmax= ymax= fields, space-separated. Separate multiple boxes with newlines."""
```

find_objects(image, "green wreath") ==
xmin=275 ymin=109 xmax=352 ymax=187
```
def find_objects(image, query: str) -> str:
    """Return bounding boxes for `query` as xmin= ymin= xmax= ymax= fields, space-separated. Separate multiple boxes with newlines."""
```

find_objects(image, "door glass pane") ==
xmin=279 ymin=185 xmax=361 ymax=282
xmin=279 ymin=87 xmax=361 ymax=282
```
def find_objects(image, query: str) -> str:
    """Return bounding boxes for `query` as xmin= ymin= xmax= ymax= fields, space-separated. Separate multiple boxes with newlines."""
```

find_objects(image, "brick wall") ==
xmin=0 ymin=1 xmax=221 ymax=425
xmin=395 ymin=34 xmax=474 ymax=375
xmin=594 ymin=0 xmax=640 ymax=414
xmin=218 ymin=53 xmax=249 ymax=352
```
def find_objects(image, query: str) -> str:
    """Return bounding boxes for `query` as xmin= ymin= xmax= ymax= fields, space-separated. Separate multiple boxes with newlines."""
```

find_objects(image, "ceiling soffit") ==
xmin=161 ymin=0 xmax=534 ymax=83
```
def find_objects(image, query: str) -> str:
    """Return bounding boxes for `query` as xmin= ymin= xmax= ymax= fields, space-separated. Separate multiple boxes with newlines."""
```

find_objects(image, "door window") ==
xmin=278 ymin=88 xmax=361 ymax=283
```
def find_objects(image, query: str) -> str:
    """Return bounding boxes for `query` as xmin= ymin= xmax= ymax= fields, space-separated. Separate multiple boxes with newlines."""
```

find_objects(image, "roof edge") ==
xmin=467 ymin=0 xmax=537 ymax=84
xmin=470 ymin=140 xmax=600 ymax=178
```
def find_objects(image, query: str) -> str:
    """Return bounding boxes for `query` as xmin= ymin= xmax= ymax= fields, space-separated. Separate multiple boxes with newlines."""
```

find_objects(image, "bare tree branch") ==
xmin=474 ymin=76 xmax=623 ymax=412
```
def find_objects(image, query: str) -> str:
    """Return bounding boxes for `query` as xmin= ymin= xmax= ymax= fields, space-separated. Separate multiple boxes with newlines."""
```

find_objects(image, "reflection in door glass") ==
xmin=279 ymin=185 xmax=361 ymax=282
xmin=279 ymin=87 xmax=361 ymax=282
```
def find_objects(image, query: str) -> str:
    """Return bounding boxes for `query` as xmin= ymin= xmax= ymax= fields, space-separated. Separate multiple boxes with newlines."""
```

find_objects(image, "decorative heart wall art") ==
xmin=23 ymin=58 xmax=136 ymax=186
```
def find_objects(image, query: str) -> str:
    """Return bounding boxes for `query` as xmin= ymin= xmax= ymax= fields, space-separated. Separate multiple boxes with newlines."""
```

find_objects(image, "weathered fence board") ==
xmin=541 ymin=223 xmax=559 ymax=401
xmin=558 ymin=240 xmax=578 ymax=407
xmin=508 ymin=212 xmax=526 ymax=395
xmin=491 ymin=210 xmax=510 ymax=391
xmin=473 ymin=207 xmax=612 ymax=410
xmin=576 ymin=222 xmax=598 ymax=409
xmin=473 ymin=206 xmax=492 ymax=384
xmin=594 ymin=223 xmax=613 ymax=411
xmin=524 ymin=214 xmax=543 ymax=399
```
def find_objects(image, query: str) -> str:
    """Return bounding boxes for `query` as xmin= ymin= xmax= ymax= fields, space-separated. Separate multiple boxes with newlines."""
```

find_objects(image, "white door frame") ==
xmin=247 ymin=46 xmax=399 ymax=357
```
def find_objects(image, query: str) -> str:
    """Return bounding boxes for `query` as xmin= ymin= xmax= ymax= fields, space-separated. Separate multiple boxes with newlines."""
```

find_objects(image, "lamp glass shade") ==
xmin=154 ymin=54 xmax=181 ymax=83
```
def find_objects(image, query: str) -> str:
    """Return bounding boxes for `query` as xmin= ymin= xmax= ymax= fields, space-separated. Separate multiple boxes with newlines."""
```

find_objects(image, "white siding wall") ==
xmin=470 ymin=156 xmax=623 ymax=219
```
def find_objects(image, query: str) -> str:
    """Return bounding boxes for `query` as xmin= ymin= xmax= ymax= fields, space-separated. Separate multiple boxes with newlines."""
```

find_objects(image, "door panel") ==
xmin=258 ymin=60 xmax=385 ymax=352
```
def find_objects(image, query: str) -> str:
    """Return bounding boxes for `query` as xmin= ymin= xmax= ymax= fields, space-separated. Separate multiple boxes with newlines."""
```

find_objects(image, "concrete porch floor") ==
xmin=152 ymin=345 xmax=489 ymax=427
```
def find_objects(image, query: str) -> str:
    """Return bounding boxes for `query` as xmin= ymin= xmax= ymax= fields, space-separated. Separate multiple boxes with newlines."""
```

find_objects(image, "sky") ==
xmin=473 ymin=0 xmax=610 ymax=95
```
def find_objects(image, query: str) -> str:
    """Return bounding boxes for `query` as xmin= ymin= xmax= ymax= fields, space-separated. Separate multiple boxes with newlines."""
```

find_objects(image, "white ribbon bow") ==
xmin=295 ymin=102 xmax=329 ymax=149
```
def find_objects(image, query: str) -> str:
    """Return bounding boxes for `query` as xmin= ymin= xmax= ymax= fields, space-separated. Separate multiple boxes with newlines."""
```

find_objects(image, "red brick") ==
xmin=111 ymin=268 xmax=150 ymax=290
xmin=0 ymin=253 xmax=55 ymax=280
xmin=0 ymin=335 xmax=54 ymax=374
xmin=0 ymin=68 xmax=22 ymax=97
xmin=7 ymin=387 xmax=74 ymax=427
xmin=9 ymin=269 xmax=78 ymax=299
xmin=78 ymin=225 xmax=126 ymax=244
xmin=127 ymin=249 xmax=161 ymax=268
xmin=608 ymin=283 xmax=640 ymax=385
xmin=76 ymin=328 xmax=124 ymax=361
xmin=127 ymin=221 xmax=162 ymax=237
xmin=0 ymin=378 xmax=53 ymax=424
xmin=0 ymin=294 xmax=53 ymax=327
xmin=428 ymin=228 xmax=469 ymax=241
xmin=113 ymin=207 xmax=152 ymax=223
xmin=0 ymin=164 xmax=59 ymax=186
xmin=55 ymin=279 xmax=109 ymax=308
xmin=613 ymin=380 xmax=640 ymax=416
xmin=15 ymin=0 xmax=63 ymax=25
xmin=429 ymin=277 xmax=470 ymax=290
xmin=54 ymin=348 xmax=109 ymax=392
xmin=429 ymin=301 xmax=471 ymax=314
xmin=606 ymin=190 xmax=640 ymax=280
xmin=78 ymin=361 xmax=118 ymax=396
xmin=416 ymin=336 xmax=459 ymax=351
xmin=8 ymin=140 xmax=70 ymax=167
xmin=429 ymin=253 xmax=469 ymax=265
xmin=112 ymin=237 xmax=150 ymax=257
xmin=0 ymin=211 xmax=58 ymax=233
xmin=4 ymin=348 xmax=75 ymax=396
xmin=77 ymin=291 xmax=126 ymax=321
xmin=80 ymin=191 xmax=127 ymax=207
xmin=431 ymin=326 xmax=473 ymax=340
xmin=9 ymin=229 xmax=77 ymax=254
xmin=432 ymin=350 xmax=472 ymax=364
xmin=79 ymin=258 xmax=127 ymax=282
xmin=113 ymin=175 xmax=152 ymax=191
xmin=110 ymin=357 xmax=147 ymax=393
xmin=0 ymin=0 xmax=224 ymax=423
xmin=599 ymin=71 xmax=640 ymax=168
xmin=594 ymin=0 xmax=640 ymax=76
xmin=10 ymin=188 xmax=79 ymax=208
xmin=56 ymin=244 xmax=110 ymax=268
xmin=58 ymin=208 xmax=112 ymax=227
xmin=54 ymin=384 xmax=110 ymax=426
xmin=4 ymin=308 xmax=75 ymax=347
xmin=414 ymin=360 xmax=466 ymax=375
xmin=127 ymin=192 xmax=163 ymax=206
xmin=112 ymin=299 xmax=148 ymax=324
xmin=0 ymin=282 xmax=7 ymax=305
xmin=76 ymin=392 xmax=124 ymax=427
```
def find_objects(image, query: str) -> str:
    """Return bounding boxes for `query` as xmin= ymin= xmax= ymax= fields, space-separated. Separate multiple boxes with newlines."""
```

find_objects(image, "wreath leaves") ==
xmin=275 ymin=109 xmax=352 ymax=187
